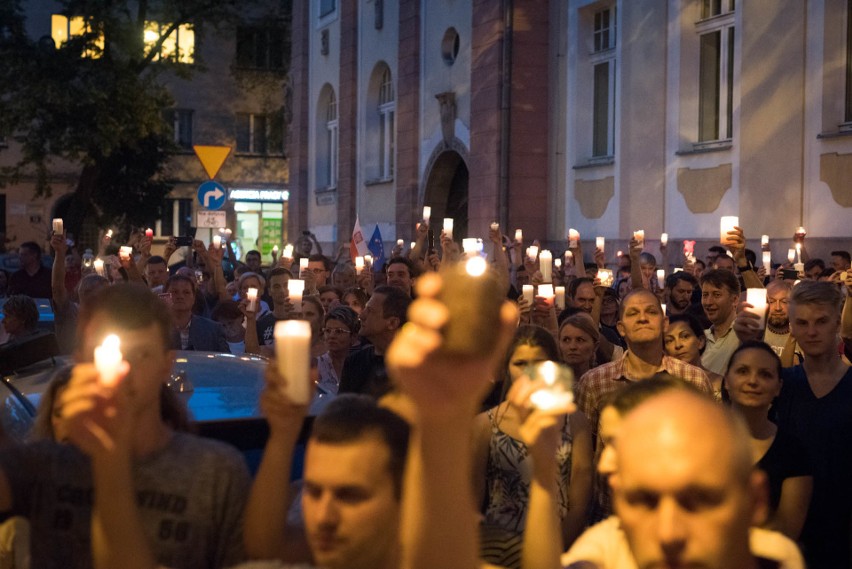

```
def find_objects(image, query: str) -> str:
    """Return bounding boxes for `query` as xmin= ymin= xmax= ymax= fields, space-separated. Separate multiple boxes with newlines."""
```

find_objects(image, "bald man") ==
xmin=610 ymin=390 xmax=770 ymax=569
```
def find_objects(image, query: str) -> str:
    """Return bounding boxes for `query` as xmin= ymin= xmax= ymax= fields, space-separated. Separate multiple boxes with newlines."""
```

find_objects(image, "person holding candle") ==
xmin=473 ymin=326 xmax=593 ymax=567
xmin=700 ymin=269 xmax=742 ymax=375
xmin=723 ymin=341 xmax=813 ymax=540
xmin=734 ymin=280 xmax=800 ymax=367
xmin=248 ymin=268 xmax=293 ymax=355
xmin=306 ymin=254 xmax=332 ymax=290
xmin=831 ymin=250 xmax=851 ymax=273
xmin=163 ymin=275 xmax=230 ymax=352
xmin=144 ymin=255 xmax=171 ymax=291
xmin=0 ymin=284 xmax=251 ymax=569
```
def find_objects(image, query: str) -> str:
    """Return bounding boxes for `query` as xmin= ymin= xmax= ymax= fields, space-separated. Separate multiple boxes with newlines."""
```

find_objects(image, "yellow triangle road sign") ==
xmin=193 ymin=145 xmax=232 ymax=179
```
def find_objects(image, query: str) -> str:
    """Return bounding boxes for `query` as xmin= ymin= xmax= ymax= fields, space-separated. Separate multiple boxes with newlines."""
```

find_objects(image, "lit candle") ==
xmin=633 ymin=230 xmax=645 ymax=247
xmin=283 ymin=244 xmax=294 ymax=259
xmin=515 ymin=229 xmax=523 ymax=243
xmin=94 ymin=258 xmax=105 ymax=276
xmin=745 ymin=288 xmax=768 ymax=329
xmin=568 ymin=228 xmax=580 ymax=249
xmin=795 ymin=243 xmax=802 ymax=264
xmin=273 ymin=244 xmax=279 ymax=254
xmin=364 ymin=254 xmax=373 ymax=268
xmin=554 ymin=258 xmax=562 ymax=269
xmin=443 ymin=218 xmax=454 ymax=240
xmin=538 ymin=284 xmax=555 ymax=305
xmin=787 ymin=249 xmax=796 ymax=264
xmin=105 ymin=229 xmax=114 ymax=239
xmin=213 ymin=235 xmax=222 ymax=248
xmin=795 ymin=226 xmax=807 ymax=239
xmin=397 ymin=239 xmax=404 ymax=247
xmin=94 ymin=334 xmax=124 ymax=387
xmin=674 ymin=267 xmax=684 ymax=273
xmin=720 ymin=216 xmax=738 ymax=245
xmin=565 ymin=250 xmax=574 ymax=264
xmin=598 ymin=268 xmax=614 ymax=287
xmin=555 ymin=286 xmax=566 ymax=310
xmin=661 ymin=233 xmax=669 ymax=246
xmin=762 ymin=251 xmax=771 ymax=272
xmin=52 ymin=218 xmax=64 ymax=234
xmin=526 ymin=245 xmax=539 ymax=262
xmin=616 ymin=250 xmax=623 ymax=258
xmin=656 ymin=269 xmax=665 ymax=283
xmin=529 ymin=361 xmax=574 ymax=411
xmin=522 ymin=284 xmax=534 ymax=305
xmin=490 ymin=222 xmax=499 ymax=232
xmin=422 ymin=206 xmax=432 ymax=224
xmin=299 ymin=258 xmax=309 ymax=272
xmin=246 ymin=287 xmax=258 ymax=312
xmin=119 ymin=246 xmax=133 ymax=261
xmin=761 ymin=234 xmax=769 ymax=248
xmin=355 ymin=256 xmax=365 ymax=275
xmin=274 ymin=320 xmax=312 ymax=405
xmin=462 ymin=238 xmax=479 ymax=254
xmin=288 ymin=279 xmax=305 ymax=312
xmin=595 ymin=236 xmax=605 ymax=252
xmin=410 ymin=241 xmax=416 ymax=250
xmin=539 ymin=250 xmax=553 ymax=283
xmin=145 ymin=227 xmax=154 ymax=238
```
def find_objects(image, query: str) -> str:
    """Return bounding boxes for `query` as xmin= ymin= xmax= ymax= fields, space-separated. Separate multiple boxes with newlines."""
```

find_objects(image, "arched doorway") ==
xmin=423 ymin=149 xmax=469 ymax=241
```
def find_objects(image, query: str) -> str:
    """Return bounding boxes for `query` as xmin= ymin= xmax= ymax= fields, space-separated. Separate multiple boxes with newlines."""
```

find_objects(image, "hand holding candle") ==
xmin=422 ymin=206 xmax=432 ymax=225
xmin=52 ymin=218 xmax=64 ymax=235
xmin=633 ymin=230 xmax=645 ymax=248
xmin=355 ymin=256 xmax=365 ymax=275
xmin=745 ymin=288 xmax=768 ymax=330
xmin=94 ymin=334 xmax=125 ymax=387
xmin=288 ymin=279 xmax=305 ymax=313
xmin=274 ymin=320 xmax=312 ymax=405
xmin=443 ymin=218 xmax=454 ymax=240
xmin=247 ymin=287 xmax=259 ymax=312
xmin=660 ymin=233 xmax=669 ymax=246
xmin=213 ymin=235 xmax=222 ymax=248
xmin=94 ymin=258 xmax=105 ymax=276
xmin=145 ymin=227 xmax=154 ymax=238
xmin=595 ymin=236 xmax=605 ymax=252
xmin=522 ymin=285 xmax=534 ymax=306
xmin=528 ymin=361 xmax=574 ymax=411
xmin=568 ymin=229 xmax=580 ymax=249
xmin=720 ymin=216 xmax=739 ymax=246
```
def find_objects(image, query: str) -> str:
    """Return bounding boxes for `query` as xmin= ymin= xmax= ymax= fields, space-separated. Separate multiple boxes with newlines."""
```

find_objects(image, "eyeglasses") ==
xmin=323 ymin=328 xmax=351 ymax=336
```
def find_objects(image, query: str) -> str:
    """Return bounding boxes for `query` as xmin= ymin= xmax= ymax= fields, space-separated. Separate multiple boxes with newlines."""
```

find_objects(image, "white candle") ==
xmin=656 ymin=269 xmax=665 ymax=282
xmin=274 ymin=320 xmax=312 ymax=405
xmin=554 ymin=258 xmax=562 ymax=269
xmin=661 ymin=233 xmax=669 ymax=246
xmin=745 ymin=288 xmax=768 ymax=329
xmin=246 ymin=287 xmax=258 ymax=312
xmin=787 ymin=249 xmax=796 ymax=264
xmin=462 ymin=238 xmax=479 ymax=254
xmin=555 ymin=286 xmax=566 ymax=310
xmin=213 ymin=235 xmax=222 ymax=248
xmin=616 ymin=250 xmax=624 ymax=258
xmin=490 ymin=222 xmax=499 ymax=231
xmin=598 ymin=268 xmax=614 ymax=287
xmin=52 ymin=218 xmax=63 ymax=234
xmin=410 ymin=241 xmax=416 ymax=250
xmin=355 ymin=256 xmax=365 ymax=275
xmin=795 ymin=243 xmax=802 ymax=263
xmin=515 ymin=229 xmax=523 ymax=243
xmin=288 ymin=279 xmax=305 ymax=312
xmin=720 ymin=216 xmax=738 ymax=245
xmin=145 ymin=227 xmax=154 ymax=238
xmin=119 ymin=246 xmax=133 ymax=261
xmin=397 ymin=239 xmax=404 ymax=247
xmin=565 ymin=250 xmax=574 ymax=263
xmin=94 ymin=334 xmax=124 ymax=387
xmin=539 ymin=250 xmax=553 ymax=283
xmin=795 ymin=226 xmax=807 ymax=238
xmin=273 ymin=244 xmax=279 ymax=254
xmin=762 ymin=251 xmax=771 ymax=272
xmin=522 ymin=284 xmax=534 ymax=305
xmin=299 ymin=258 xmax=309 ymax=272
xmin=661 ymin=303 xmax=667 ymax=314
xmin=633 ymin=230 xmax=645 ymax=247
xmin=568 ymin=228 xmax=580 ymax=249
xmin=761 ymin=235 xmax=769 ymax=248
xmin=422 ymin=206 xmax=432 ymax=224
xmin=94 ymin=258 xmax=105 ymax=276
xmin=595 ymin=236 xmax=605 ymax=252
xmin=538 ymin=284 xmax=555 ymax=304
xmin=364 ymin=254 xmax=373 ymax=267
xmin=283 ymin=244 xmax=294 ymax=259
xmin=443 ymin=218 xmax=454 ymax=240
xmin=526 ymin=245 xmax=539 ymax=262
xmin=105 ymin=229 xmax=114 ymax=239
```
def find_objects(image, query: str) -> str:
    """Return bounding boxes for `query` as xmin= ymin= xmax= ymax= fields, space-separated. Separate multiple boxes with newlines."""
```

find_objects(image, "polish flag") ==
xmin=350 ymin=216 xmax=370 ymax=261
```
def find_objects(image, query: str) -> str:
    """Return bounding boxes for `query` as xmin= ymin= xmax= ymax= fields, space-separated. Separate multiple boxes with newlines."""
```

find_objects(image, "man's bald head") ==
xmin=611 ymin=390 xmax=765 ymax=569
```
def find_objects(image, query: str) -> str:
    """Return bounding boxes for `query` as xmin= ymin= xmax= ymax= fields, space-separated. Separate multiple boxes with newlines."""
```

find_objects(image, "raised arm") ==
xmin=628 ymin=238 xmax=644 ymax=291
xmin=50 ymin=233 xmax=69 ymax=309
xmin=728 ymin=226 xmax=764 ymax=290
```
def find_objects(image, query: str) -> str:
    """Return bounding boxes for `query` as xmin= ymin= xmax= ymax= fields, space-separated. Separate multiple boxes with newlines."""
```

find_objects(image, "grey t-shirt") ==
xmin=0 ymin=432 xmax=250 ymax=569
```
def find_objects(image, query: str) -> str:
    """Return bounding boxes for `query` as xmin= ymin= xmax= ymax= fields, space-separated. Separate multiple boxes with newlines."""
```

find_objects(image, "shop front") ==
xmin=229 ymin=188 xmax=289 ymax=258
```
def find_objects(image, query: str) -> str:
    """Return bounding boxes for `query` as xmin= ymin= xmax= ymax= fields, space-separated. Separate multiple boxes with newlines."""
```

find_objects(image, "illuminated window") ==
xmin=144 ymin=21 xmax=195 ymax=63
xmin=50 ymin=14 xmax=103 ymax=57
xmin=696 ymin=0 xmax=735 ymax=142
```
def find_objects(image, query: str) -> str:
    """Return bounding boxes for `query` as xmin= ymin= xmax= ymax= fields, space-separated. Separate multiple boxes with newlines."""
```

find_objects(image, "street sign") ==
xmin=197 ymin=210 xmax=227 ymax=228
xmin=193 ymin=145 xmax=232 ymax=179
xmin=197 ymin=181 xmax=227 ymax=210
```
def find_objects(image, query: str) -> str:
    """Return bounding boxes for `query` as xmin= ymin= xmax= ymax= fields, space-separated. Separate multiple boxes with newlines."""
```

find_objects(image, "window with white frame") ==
xmin=326 ymin=91 xmax=338 ymax=189
xmin=378 ymin=67 xmax=395 ymax=179
xmin=696 ymin=0 xmax=735 ymax=142
xmin=591 ymin=7 xmax=616 ymax=157
xmin=236 ymin=113 xmax=285 ymax=155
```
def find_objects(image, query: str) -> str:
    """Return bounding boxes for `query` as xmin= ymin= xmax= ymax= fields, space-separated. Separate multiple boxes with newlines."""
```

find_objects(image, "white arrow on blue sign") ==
xmin=197 ymin=181 xmax=227 ymax=210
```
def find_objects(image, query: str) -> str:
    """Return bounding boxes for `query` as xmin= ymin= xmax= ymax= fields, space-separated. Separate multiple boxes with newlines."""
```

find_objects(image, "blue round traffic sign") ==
xmin=197 ymin=181 xmax=227 ymax=210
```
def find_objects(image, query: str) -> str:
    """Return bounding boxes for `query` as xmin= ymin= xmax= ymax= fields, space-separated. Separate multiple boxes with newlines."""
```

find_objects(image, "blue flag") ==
xmin=368 ymin=225 xmax=386 ymax=272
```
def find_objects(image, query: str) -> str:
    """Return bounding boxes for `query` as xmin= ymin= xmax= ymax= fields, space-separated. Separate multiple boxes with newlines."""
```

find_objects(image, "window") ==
xmin=155 ymin=198 xmax=192 ymax=237
xmin=696 ymin=1 xmax=734 ymax=142
xmin=378 ymin=68 xmax=395 ymax=179
xmin=326 ymin=92 xmax=338 ymax=189
xmin=846 ymin=0 xmax=852 ymax=122
xmin=163 ymin=109 xmax=193 ymax=149
xmin=144 ymin=21 xmax=195 ymax=63
xmin=320 ymin=0 xmax=336 ymax=19
xmin=236 ymin=113 xmax=284 ymax=155
xmin=315 ymin=86 xmax=338 ymax=191
xmin=51 ymin=14 xmax=103 ymax=57
xmin=591 ymin=7 xmax=616 ymax=157
xmin=236 ymin=26 xmax=286 ymax=70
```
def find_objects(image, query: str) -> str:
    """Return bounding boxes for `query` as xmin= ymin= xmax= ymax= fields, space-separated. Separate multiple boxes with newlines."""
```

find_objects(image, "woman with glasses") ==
xmin=316 ymin=305 xmax=360 ymax=396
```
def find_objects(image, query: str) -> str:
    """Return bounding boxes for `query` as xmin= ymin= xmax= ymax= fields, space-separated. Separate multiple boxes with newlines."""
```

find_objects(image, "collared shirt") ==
xmin=702 ymin=321 xmax=740 ymax=375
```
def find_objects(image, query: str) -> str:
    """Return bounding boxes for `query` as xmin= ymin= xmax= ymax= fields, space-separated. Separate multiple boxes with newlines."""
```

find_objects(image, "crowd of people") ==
xmin=0 ymin=219 xmax=851 ymax=569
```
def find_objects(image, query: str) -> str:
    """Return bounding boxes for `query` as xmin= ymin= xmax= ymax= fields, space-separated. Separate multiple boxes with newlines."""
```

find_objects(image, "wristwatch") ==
xmin=737 ymin=260 xmax=754 ymax=272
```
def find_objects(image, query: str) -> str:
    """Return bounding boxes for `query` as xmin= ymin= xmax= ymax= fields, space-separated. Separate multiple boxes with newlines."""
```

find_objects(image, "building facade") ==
xmin=289 ymin=0 xmax=852 ymax=263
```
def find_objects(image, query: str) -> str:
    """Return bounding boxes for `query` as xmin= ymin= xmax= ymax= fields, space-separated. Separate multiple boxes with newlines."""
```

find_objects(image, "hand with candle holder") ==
xmin=440 ymin=231 xmax=460 ymax=264
xmin=531 ymin=294 xmax=559 ymax=334
xmin=732 ymin=302 xmax=766 ymax=344
xmin=593 ymin=246 xmax=606 ymax=269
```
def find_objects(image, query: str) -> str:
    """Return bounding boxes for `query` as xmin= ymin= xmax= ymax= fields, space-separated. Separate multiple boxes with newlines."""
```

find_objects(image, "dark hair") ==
xmin=804 ymin=258 xmax=826 ymax=273
xmin=308 ymin=254 xmax=332 ymax=271
xmin=372 ymin=285 xmax=412 ymax=325
xmin=700 ymin=268 xmax=741 ymax=296
xmin=666 ymin=313 xmax=708 ymax=355
xmin=744 ymin=249 xmax=757 ymax=266
xmin=725 ymin=340 xmax=782 ymax=379
xmin=268 ymin=267 xmax=292 ymax=281
xmin=665 ymin=271 xmax=698 ymax=291
xmin=343 ymin=287 xmax=369 ymax=307
xmin=78 ymin=284 xmax=174 ymax=352
xmin=318 ymin=285 xmax=343 ymax=299
xmin=708 ymin=246 xmax=727 ymax=256
xmin=557 ymin=306 xmax=585 ymax=326
xmin=311 ymin=394 xmax=410 ymax=497
xmin=146 ymin=255 xmax=167 ymax=267
xmin=500 ymin=325 xmax=561 ymax=386
xmin=31 ymin=369 xmax=72 ymax=441
xmin=694 ymin=259 xmax=706 ymax=270
xmin=164 ymin=274 xmax=197 ymax=297
xmin=603 ymin=375 xmax=702 ymax=416
xmin=831 ymin=250 xmax=851 ymax=264
xmin=211 ymin=300 xmax=244 ymax=322
xmin=567 ymin=277 xmax=595 ymax=299
xmin=325 ymin=306 xmax=360 ymax=334
xmin=246 ymin=250 xmax=261 ymax=259
xmin=3 ymin=295 xmax=39 ymax=333
xmin=19 ymin=241 xmax=42 ymax=258
xmin=385 ymin=256 xmax=415 ymax=277
xmin=77 ymin=274 xmax=110 ymax=306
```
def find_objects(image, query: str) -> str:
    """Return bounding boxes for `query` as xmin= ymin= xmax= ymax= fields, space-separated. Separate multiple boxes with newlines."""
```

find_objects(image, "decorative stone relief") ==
xmin=820 ymin=153 xmax=852 ymax=207
xmin=435 ymin=92 xmax=456 ymax=145
xmin=676 ymin=164 xmax=732 ymax=213
xmin=574 ymin=177 xmax=614 ymax=219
